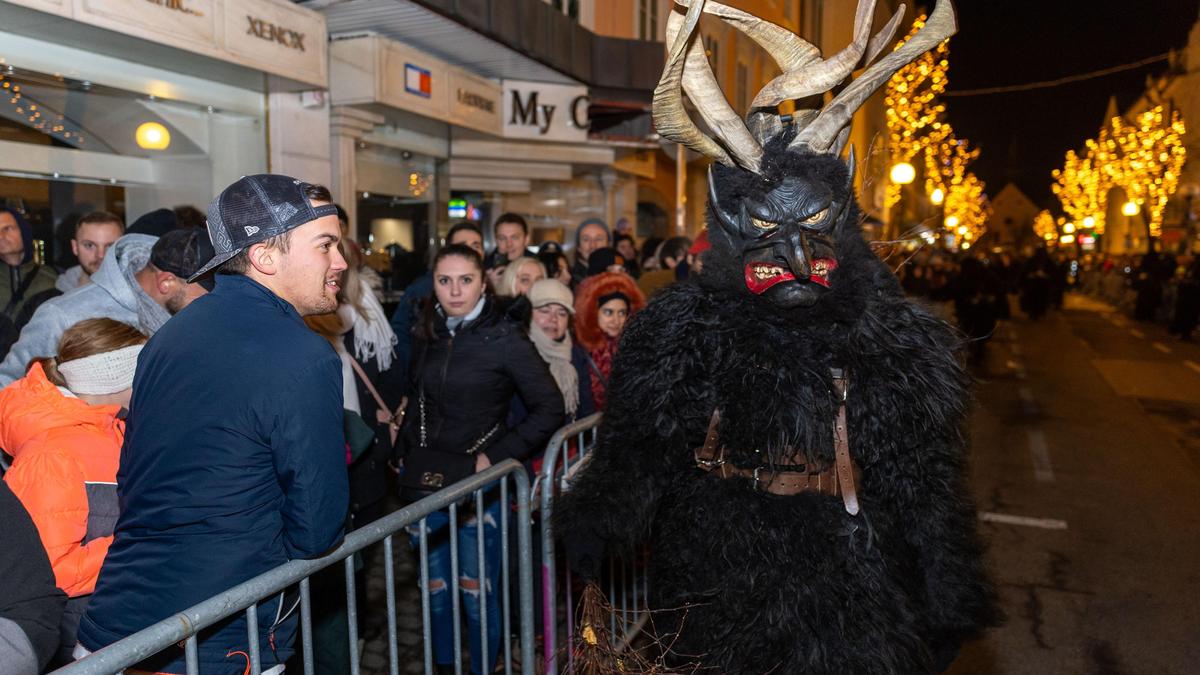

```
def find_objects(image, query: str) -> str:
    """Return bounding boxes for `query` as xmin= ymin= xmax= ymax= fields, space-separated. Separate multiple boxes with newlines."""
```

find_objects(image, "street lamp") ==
xmin=1083 ymin=216 xmax=1095 ymax=229
xmin=890 ymin=162 xmax=916 ymax=185
xmin=930 ymin=187 xmax=945 ymax=205
xmin=1122 ymin=200 xmax=1139 ymax=216
xmin=1063 ymin=222 xmax=1076 ymax=234
xmin=944 ymin=214 xmax=960 ymax=229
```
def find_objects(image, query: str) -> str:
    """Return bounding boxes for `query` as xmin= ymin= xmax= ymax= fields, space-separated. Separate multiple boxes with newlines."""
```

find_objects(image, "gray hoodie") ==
xmin=0 ymin=234 xmax=164 ymax=386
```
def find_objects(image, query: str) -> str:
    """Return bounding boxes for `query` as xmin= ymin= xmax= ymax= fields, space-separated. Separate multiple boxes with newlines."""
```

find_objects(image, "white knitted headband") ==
xmin=57 ymin=344 xmax=144 ymax=395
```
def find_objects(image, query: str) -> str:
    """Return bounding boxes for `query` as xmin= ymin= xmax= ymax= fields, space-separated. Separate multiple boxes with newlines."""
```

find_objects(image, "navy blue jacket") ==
xmin=77 ymin=274 xmax=348 ymax=673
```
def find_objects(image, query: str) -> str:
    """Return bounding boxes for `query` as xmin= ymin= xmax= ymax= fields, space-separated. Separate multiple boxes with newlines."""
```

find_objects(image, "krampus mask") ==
xmin=654 ymin=0 xmax=956 ymax=308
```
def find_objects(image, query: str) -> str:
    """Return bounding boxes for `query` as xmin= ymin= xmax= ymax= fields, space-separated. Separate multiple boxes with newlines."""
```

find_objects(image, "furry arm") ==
xmin=553 ymin=294 xmax=707 ymax=558
xmin=852 ymin=302 xmax=999 ymax=649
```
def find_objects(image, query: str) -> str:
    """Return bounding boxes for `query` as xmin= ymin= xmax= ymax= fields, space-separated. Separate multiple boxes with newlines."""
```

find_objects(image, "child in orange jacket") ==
xmin=0 ymin=318 xmax=146 ymax=663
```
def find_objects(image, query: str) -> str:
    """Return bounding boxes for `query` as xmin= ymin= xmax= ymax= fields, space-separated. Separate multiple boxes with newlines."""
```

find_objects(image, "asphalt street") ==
xmin=946 ymin=293 xmax=1200 ymax=675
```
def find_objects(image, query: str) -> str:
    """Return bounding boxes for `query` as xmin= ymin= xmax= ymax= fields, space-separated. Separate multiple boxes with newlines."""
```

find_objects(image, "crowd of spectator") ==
xmin=0 ymin=175 xmax=708 ymax=675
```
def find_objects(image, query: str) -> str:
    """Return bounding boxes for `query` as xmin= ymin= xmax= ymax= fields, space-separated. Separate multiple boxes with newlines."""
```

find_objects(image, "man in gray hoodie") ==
xmin=0 ymin=231 xmax=211 ymax=386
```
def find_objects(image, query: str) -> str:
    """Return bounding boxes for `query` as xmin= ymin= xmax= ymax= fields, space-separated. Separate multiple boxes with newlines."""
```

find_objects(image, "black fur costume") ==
xmin=554 ymin=141 xmax=998 ymax=673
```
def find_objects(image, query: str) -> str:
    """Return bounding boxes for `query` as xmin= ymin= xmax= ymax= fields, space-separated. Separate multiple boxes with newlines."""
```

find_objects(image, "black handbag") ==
xmin=397 ymin=383 xmax=503 ymax=503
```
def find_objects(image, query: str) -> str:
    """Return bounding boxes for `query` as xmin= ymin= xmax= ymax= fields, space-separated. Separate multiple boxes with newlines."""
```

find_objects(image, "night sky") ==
xmin=942 ymin=0 xmax=1199 ymax=209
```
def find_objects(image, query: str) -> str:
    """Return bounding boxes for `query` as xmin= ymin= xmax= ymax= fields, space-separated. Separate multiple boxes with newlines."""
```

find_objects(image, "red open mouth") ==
xmin=743 ymin=258 xmax=837 ymax=294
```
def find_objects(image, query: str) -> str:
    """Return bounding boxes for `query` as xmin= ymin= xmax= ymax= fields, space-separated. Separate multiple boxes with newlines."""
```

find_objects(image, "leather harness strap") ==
xmin=694 ymin=369 xmax=861 ymax=515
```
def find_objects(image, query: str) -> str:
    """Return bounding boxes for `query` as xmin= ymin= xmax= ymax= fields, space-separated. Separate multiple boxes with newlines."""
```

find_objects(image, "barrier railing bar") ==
xmin=383 ymin=535 xmax=399 ymax=675
xmin=184 ymin=635 xmax=198 ymax=675
xmin=54 ymin=461 xmax=530 ymax=675
xmin=537 ymin=414 xmax=602 ymax=675
xmin=476 ymin=490 xmax=488 ymax=672
xmin=344 ymin=556 xmax=360 ymax=675
xmin=245 ymin=604 xmax=260 ymax=675
xmin=418 ymin=518 xmax=432 ymax=675
xmin=449 ymin=501 xmax=462 ymax=675
xmin=300 ymin=578 xmax=314 ymax=675
xmin=499 ymin=479 xmax=512 ymax=675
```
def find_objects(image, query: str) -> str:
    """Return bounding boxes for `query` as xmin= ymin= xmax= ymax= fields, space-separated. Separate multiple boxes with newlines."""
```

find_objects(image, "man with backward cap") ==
xmin=76 ymin=175 xmax=350 ymax=674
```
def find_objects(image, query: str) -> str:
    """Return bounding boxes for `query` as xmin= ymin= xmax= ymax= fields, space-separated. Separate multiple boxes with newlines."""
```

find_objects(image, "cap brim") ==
xmin=187 ymin=248 xmax=241 ymax=282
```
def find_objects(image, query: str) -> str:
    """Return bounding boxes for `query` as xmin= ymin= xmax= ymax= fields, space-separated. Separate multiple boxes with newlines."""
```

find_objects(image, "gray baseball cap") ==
xmin=190 ymin=174 xmax=338 ymax=281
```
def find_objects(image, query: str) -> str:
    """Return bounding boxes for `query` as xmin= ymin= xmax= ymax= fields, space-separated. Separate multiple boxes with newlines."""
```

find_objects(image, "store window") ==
xmin=0 ymin=66 xmax=265 ymax=269
xmin=638 ymin=0 xmax=660 ymax=41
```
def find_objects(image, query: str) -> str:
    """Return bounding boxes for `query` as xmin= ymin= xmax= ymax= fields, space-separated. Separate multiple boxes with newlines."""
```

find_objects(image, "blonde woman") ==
xmin=494 ymin=255 xmax=545 ymax=297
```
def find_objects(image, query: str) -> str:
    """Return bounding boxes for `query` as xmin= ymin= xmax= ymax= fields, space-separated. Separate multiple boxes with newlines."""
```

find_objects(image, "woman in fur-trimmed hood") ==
xmin=573 ymin=271 xmax=645 ymax=410
xmin=553 ymin=1 xmax=997 ymax=673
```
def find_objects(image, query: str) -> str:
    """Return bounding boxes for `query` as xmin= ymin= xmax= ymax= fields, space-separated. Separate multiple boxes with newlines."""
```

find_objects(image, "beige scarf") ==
xmin=528 ymin=324 xmax=580 ymax=417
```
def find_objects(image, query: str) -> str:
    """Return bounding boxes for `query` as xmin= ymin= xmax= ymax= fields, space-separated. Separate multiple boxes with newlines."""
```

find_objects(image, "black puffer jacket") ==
xmin=398 ymin=296 xmax=564 ymax=494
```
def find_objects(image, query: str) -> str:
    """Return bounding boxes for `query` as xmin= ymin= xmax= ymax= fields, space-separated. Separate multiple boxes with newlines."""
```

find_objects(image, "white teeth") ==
xmin=754 ymin=266 xmax=785 ymax=280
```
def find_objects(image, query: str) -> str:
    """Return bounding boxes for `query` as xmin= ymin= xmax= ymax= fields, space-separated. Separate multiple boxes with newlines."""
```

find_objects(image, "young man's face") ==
xmin=72 ymin=221 xmax=124 ymax=276
xmin=275 ymin=211 xmax=347 ymax=316
xmin=495 ymin=221 xmax=528 ymax=260
xmin=0 ymin=212 xmax=24 ymax=262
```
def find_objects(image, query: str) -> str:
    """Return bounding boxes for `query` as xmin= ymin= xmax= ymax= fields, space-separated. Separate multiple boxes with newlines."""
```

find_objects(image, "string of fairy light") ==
xmin=1051 ymin=105 xmax=1186 ymax=241
xmin=0 ymin=68 xmax=86 ymax=146
xmin=884 ymin=15 xmax=990 ymax=248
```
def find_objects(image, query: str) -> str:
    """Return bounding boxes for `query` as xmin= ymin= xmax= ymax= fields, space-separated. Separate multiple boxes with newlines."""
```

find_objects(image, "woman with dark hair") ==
xmin=390 ymin=222 xmax=485 ymax=388
xmin=397 ymin=243 xmax=563 ymax=675
xmin=573 ymin=272 xmax=645 ymax=410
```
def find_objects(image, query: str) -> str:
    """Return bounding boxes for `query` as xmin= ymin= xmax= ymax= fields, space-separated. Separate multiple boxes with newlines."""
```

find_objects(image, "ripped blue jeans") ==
xmin=409 ymin=497 xmax=503 ymax=674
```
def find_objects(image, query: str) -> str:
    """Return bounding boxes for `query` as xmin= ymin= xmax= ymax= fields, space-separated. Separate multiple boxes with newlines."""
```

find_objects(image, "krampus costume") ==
xmin=554 ymin=1 xmax=997 ymax=673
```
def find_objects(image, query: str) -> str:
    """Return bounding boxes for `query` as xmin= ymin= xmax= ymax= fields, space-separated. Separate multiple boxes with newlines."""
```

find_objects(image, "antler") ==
xmin=751 ymin=0 xmax=880 ymax=110
xmin=671 ymin=0 xmax=821 ymax=72
xmin=653 ymin=0 xmax=762 ymax=171
xmin=792 ymin=0 xmax=957 ymax=153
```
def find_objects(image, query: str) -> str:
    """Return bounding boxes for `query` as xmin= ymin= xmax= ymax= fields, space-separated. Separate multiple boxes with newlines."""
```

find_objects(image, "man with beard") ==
xmin=76 ymin=175 xmax=349 ymax=674
xmin=56 ymin=211 xmax=125 ymax=292
xmin=0 ymin=229 xmax=212 ymax=385
xmin=555 ymin=1 xmax=996 ymax=673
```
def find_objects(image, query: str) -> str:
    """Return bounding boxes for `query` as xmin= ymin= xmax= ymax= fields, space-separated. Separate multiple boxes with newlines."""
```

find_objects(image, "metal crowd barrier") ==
xmin=54 ymin=460 xmax=536 ymax=675
xmin=535 ymin=413 xmax=651 ymax=675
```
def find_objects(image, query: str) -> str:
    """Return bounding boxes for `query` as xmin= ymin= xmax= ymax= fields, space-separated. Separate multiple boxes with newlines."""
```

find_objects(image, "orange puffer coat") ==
xmin=0 ymin=362 xmax=124 ymax=597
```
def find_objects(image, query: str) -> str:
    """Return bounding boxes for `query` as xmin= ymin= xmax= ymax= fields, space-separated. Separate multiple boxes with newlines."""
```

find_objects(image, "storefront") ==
xmin=328 ymin=32 xmax=648 ymax=268
xmin=0 ymin=0 xmax=328 ymax=266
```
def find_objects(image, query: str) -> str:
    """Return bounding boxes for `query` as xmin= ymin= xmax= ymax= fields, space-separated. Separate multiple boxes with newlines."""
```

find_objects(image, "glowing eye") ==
xmin=802 ymin=207 xmax=829 ymax=225
xmin=751 ymin=217 xmax=778 ymax=231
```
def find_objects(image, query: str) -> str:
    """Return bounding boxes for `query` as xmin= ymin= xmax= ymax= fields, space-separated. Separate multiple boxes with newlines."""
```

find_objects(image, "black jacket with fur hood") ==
xmin=555 ymin=151 xmax=997 ymax=674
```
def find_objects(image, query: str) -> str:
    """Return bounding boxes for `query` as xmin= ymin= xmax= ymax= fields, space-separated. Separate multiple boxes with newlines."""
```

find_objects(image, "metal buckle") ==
xmin=752 ymin=466 xmax=769 ymax=491
xmin=694 ymin=449 xmax=726 ymax=470
xmin=420 ymin=471 xmax=444 ymax=488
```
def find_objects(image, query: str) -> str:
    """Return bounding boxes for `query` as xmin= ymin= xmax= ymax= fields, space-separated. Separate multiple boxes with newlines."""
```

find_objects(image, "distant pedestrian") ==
xmin=76 ymin=175 xmax=349 ymax=674
xmin=1169 ymin=258 xmax=1200 ymax=341
xmin=637 ymin=236 xmax=691 ymax=298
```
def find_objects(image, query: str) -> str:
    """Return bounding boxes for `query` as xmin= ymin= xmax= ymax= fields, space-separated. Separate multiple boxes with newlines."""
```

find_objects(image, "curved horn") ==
xmin=652 ymin=0 xmax=736 ymax=167
xmin=664 ymin=1 xmax=763 ymax=171
xmin=862 ymin=4 xmax=906 ymax=68
xmin=672 ymin=0 xmax=820 ymax=72
xmin=793 ymin=0 xmax=957 ymax=153
xmin=751 ymin=0 xmax=878 ymax=109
